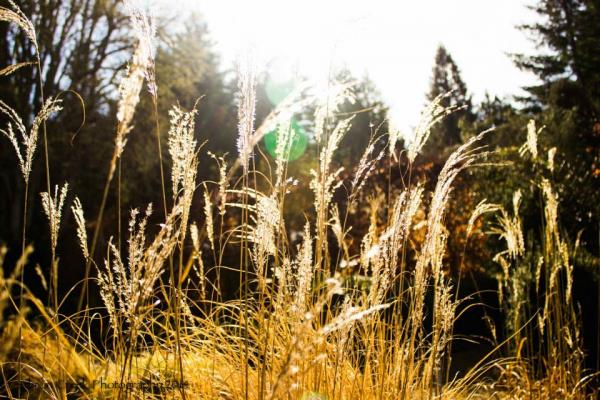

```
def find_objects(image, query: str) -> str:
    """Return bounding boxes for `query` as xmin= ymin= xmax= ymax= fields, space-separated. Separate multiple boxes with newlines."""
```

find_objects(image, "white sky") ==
xmin=156 ymin=0 xmax=541 ymax=136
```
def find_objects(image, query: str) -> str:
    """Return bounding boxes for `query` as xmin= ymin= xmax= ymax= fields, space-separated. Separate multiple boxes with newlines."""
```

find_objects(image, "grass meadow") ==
xmin=0 ymin=1 xmax=596 ymax=399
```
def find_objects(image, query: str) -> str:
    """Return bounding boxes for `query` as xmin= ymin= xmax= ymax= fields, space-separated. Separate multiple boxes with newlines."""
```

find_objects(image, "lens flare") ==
xmin=263 ymin=118 xmax=308 ymax=161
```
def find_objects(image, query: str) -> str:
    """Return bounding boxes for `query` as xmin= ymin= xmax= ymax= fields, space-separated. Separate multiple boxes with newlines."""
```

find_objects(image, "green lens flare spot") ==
xmin=264 ymin=119 xmax=308 ymax=162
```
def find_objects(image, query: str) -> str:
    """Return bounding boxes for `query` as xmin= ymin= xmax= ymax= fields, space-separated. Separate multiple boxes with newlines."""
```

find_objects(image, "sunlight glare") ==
xmin=173 ymin=0 xmax=537 ymax=139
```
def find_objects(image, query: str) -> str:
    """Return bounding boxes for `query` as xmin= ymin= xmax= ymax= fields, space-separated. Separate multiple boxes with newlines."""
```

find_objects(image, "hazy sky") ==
xmin=157 ymin=0 xmax=541 ymax=135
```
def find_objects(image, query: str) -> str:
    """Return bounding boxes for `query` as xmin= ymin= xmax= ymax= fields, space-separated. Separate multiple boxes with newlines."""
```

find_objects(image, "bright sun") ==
xmin=196 ymin=0 xmax=363 ymax=85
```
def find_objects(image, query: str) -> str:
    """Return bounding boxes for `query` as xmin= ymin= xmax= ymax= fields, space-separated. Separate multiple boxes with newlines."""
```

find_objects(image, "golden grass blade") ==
xmin=0 ymin=61 xmax=35 ymax=76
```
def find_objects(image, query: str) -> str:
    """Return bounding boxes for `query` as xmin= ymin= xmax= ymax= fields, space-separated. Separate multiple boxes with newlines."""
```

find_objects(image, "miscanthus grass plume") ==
xmin=519 ymin=119 xmax=541 ymax=160
xmin=0 ymin=98 xmax=62 ymax=183
xmin=40 ymin=183 xmax=69 ymax=258
xmin=71 ymin=197 xmax=89 ymax=261
xmin=125 ymin=0 xmax=157 ymax=97
xmin=112 ymin=0 xmax=156 ymax=175
xmin=113 ymin=45 xmax=148 ymax=168
xmin=236 ymin=54 xmax=257 ymax=174
xmin=0 ymin=1 xmax=37 ymax=52
xmin=168 ymin=105 xmax=198 ymax=199
xmin=408 ymin=92 xmax=455 ymax=163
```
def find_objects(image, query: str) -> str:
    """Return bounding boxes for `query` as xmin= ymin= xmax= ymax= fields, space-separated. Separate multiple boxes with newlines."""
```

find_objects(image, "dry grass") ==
xmin=0 ymin=1 xmax=594 ymax=399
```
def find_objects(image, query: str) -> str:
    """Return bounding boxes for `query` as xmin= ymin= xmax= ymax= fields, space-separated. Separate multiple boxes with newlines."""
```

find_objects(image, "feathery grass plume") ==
xmin=547 ymin=147 xmax=557 ymax=172
xmin=331 ymin=296 xmax=354 ymax=367
xmin=392 ymin=185 xmax=423 ymax=249
xmin=0 ymin=102 xmax=28 ymax=179
xmin=250 ymin=193 xmax=280 ymax=290
xmin=541 ymin=179 xmax=558 ymax=245
xmin=179 ymin=155 xmax=197 ymax=244
xmin=359 ymin=191 xmax=384 ymax=267
xmin=236 ymin=54 xmax=257 ymax=173
xmin=71 ymin=197 xmax=89 ymax=260
xmin=113 ymin=45 xmax=147 ymax=168
xmin=168 ymin=102 xmax=198 ymax=245
xmin=359 ymin=229 xmax=376 ymax=273
xmin=0 ymin=1 xmax=38 ymax=52
xmin=98 ymin=203 xmax=180 ymax=336
xmin=365 ymin=240 xmax=385 ymax=307
xmin=190 ymin=221 xmax=200 ymax=251
xmin=519 ymin=119 xmax=542 ymax=160
xmin=168 ymin=104 xmax=199 ymax=253
xmin=508 ymin=258 xmax=530 ymax=344
xmin=310 ymin=116 xmax=354 ymax=219
xmin=273 ymin=256 xmax=292 ymax=310
xmin=208 ymin=151 xmax=228 ymax=216
xmin=310 ymin=115 xmax=353 ymax=274
xmin=367 ymin=186 xmax=423 ymax=306
xmin=274 ymin=121 xmax=293 ymax=162
xmin=124 ymin=0 xmax=157 ymax=96
xmin=351 ymin=134 xmax=385 ymax=199
xmin=179 ymin=292 xmax=196 ymax=327
xmin=320 ymin=303 xmax=390 ymax=336
xmin=561 ymin=241 xmax=573 ymax=301
xmin=410 ymin=132 xmax=487 ymax=372
xmin=224 ymin=189 xmax=279 ymax=279
xmin=491 ymin=194 xmax=526 ymax=336
xmin=494 ymin=254 xmax=511 ymax=294
xmin=190 ymin=223 xmax=206 ymax=300
xmin=97 ymin=240 xmax=119 ymax=334
xmin=419 ymin=131 xmax=488 ymax=273
xmin=293 ymin=223 xmax=313 ymax=315
xmin=41 ymin=182 xmax=68 ymax=314
xmin=330 ymin=205 xmax=350 ymax=262
xmin=407 ymin=92 xmax=455 ymax=163
xmin=490 ymin=190 xmax=525 ymax=262
xmin=540 ymin=178 xmax=572 ymax=320
xmin=535 ymin=255 xmax=544 ymax=294
xmin=320 ymin=116 xmax=354 ymax=176
xmin=34 ymin=264 xmax=47 ymax=291
xmin=425 ymin=279 xmax=457 ymax=384
xmin=179 ymin=162 xmax=198 ymax=247
xmin=0 ymin=98 xmax=62 ymax=182
xmin=392 ymin=185 xmax=423 ymax=244
xmin=203 ymin=185 xmax=215 ymax=251
xmin=40 ymin=183 xmax=69 ymax=257
xmin=113 ymin=6 xmax=155 ymax=172
xmin=273 ymin=121 xmax=295 ymax=188
xmin=313 ymin=81 xmax=355 ymax=144
xmin=467 ymin=199 xmax=502 ymax=239
xmin=168 ymin=105 xmax=198 ymax=198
